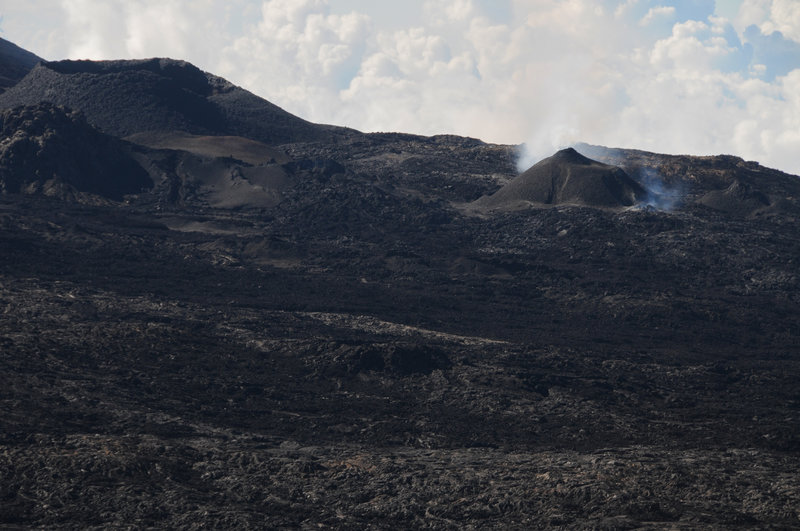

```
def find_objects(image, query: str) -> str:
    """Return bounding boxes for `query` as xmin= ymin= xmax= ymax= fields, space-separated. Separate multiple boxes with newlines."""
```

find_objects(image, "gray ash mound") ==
xmin=477 ymin=147 xmax=645 ymax=209
xmin=0 ymin=103 xmax=151 ymax=200
xmin=698 ymin=179 xmax=772 ymax=216
xmin=0 ymin=58 xmax=355 ymax=144
xmin=695 ymin=175 xmax=799 ymax=218
xmin=0 ymin=38 xmax=42 ymax=93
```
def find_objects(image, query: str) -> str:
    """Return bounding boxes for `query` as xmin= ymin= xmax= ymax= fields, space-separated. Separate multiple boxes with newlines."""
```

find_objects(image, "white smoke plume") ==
xmin=635 ymin=168 xmax=686 ymax=211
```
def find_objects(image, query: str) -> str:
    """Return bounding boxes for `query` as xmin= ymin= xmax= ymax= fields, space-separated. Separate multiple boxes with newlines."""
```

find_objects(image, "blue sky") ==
xmin=1 ymin=0 xmax=799 ymax=174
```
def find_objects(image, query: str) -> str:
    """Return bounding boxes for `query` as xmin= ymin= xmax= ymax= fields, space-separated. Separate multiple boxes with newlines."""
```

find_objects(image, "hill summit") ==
xmin=478 ymin=147 xmax=645 ymax=209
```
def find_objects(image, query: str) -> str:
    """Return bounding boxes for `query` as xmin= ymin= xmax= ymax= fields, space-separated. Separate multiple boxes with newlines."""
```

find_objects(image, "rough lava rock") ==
xmin=0 ymin=103 xmax=151 ymax=200
xmin=2 ymin=39 xmax=800 ymax=530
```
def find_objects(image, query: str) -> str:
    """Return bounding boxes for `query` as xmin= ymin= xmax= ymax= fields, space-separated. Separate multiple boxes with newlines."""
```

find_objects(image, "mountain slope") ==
xmin=0 ymin=58 xmax=357 ymax=144
xmin=0 ymin=37 xmax=43 ymax=93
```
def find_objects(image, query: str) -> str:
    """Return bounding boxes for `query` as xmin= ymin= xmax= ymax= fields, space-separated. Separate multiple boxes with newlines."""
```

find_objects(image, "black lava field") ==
xmin=1 ymin=38 xmax=800 ymax=529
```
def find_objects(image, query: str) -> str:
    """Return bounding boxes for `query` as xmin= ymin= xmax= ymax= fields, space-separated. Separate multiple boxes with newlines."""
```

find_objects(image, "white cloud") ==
xmin=649 ymin=20 xmax=735 ymax=73
xmin=730 ymin=70 xmax=800 ymax=171
xmin=217 ymin=1 xmax=371 ymax=121
xmin=640 ymin=5 xmax=676 ymax=26
xmin=61 ymin=0 xmax=128 ymax=59
xmin=738 ymin=0 xmax=800 ymax=42
xmin=424 ymin=0 xmax=476 ymax=24
xmin=763 ymin=0 xmax=800 ymax=42
xmin=615 ymin=0 xmax=640 ymax=20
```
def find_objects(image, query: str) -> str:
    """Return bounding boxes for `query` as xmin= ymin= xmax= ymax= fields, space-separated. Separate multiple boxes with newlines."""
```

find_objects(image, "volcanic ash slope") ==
xmin=0 ymin=38 xmax=43 ymax=93
xmin=477 ymin=147 xmax=646 ymax=210
xmin=0 ymin=58 xmax=353 ymax=145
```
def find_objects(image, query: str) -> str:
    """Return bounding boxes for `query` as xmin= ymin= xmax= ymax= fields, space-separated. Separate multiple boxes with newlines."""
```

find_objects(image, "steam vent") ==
xmin=479 ymin=147 xmax=645 ymax=208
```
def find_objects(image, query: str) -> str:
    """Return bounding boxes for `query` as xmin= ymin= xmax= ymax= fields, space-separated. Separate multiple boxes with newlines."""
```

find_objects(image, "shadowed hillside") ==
xmin=0 ymin=58 xmax=357 ymax=144
xmin=0 ymin=38 xmax=42 ymax=93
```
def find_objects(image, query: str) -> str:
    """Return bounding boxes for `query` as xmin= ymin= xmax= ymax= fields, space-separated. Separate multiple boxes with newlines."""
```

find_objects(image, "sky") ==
xmin=1 ymin=0 xmax=800 ymax=174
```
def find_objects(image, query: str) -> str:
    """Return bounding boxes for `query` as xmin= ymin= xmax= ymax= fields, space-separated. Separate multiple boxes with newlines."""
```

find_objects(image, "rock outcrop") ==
xmin=0 ymin=103 xmax=151 ymax=200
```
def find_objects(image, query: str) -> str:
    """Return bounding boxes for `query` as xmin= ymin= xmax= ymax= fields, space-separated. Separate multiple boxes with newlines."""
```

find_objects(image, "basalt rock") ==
xmin=0 ymin=103 xmax=151 ymax=200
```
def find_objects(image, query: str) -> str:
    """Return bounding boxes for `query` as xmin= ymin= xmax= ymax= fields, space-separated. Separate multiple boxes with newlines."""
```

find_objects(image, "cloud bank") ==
xmin=1 ymin=0 xmax=799 ymax=175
